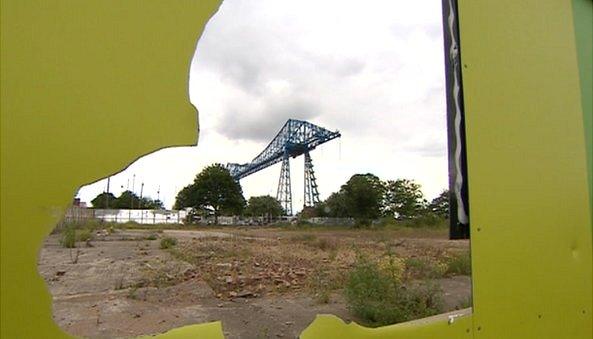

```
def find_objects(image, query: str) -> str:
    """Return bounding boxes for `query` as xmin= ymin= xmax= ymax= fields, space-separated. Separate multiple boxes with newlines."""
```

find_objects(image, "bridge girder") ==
xmin=226 ymin=119 xmax=340 ymax=215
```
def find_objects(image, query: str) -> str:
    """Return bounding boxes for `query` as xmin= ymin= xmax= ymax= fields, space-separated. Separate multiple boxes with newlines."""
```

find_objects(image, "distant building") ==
xmin=72 ymin=198 xmax=87 ymax=208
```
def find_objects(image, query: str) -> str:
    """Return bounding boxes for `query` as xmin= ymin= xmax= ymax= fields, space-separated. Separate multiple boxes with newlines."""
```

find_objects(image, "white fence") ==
xmin=93 ymin=209 xmax=187 ymax=224
xmin=63 ymin=206 xmax=187 ymax=224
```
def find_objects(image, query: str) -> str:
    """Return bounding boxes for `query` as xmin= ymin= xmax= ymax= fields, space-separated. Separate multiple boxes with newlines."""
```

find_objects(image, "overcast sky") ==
xmin=77 ymin=0 xmax=448 ymax=211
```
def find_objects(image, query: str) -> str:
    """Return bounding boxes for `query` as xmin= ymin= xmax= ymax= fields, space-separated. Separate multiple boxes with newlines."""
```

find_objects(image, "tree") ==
xmin=173 ymin=185 xmax=193 ymax=210
xmin=174 ymin=164 xmax=245 ymax=224
xmin=341 ymin=174 xmax=385 ymax=220
xmin=245 ymin=195 xmax=283 ymax=223
xmin=140 ymin=197 xmax=164 ymax=210
xmin=113 ymin=190 xmax=141 ymax=209
xmin=428 ymin=190 xmax=449 ymax=217
xmin=316 ymin=191 xmax=349 ymax=217
xmin=90 ymin=192 xmax=116 ymax=208
xmin=384 ymin=179 xmax=426 ymax=219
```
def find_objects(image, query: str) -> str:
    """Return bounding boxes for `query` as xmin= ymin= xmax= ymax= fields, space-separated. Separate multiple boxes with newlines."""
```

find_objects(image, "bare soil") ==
xmin=38 ymin=227 xmax=471 ymax=338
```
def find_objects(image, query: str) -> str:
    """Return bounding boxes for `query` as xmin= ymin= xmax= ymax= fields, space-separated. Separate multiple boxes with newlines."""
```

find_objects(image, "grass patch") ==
xmin=445 ymin=251 xmax=471 ymax=276
xmin=160 ymin=237 xmax=177 ymax=249
xmin=345 ymin=256 xmax=443 ymax=326
xmin=146 ymin=233 xmax=158 ymax=241
xmin=314 ymin=238 xmax=338 ymax=251
xmin=384 ymin=215 xmax=449 ymax=229
xmin=289 ymin=233 xmax=317 ymax=243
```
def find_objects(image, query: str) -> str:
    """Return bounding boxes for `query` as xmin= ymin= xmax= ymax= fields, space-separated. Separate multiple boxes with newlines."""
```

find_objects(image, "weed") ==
xmin=377 ymin=251 xmax=405 ymax=283
xmin=160 ymin=237 xmax=177 ymax=249
xmin=69 ymin=248 xmax=80 ymax=264
xmin=114 ymin=276 xmax=125 ymax=290
xmin=307 ymin=267 xmax=338 ymax=304
xmin=146 ymin=234 xmax=158 ymax=241
xmin=456 ymin=296 xmax=472 ymax=310
xmin=134 ymin=260 xmax=184 ymax=289
xmin=60 ymin=227 xmax=76 ymax=248
xmin=404 ymin=256 xmax=446 ymax=279
xmin=445 ymin=251 xmax=471 ymax=276
xmin=345 ymin=255 xmax=443 ymax=326
xmin=314 ymin=238 xmax=338 ymax=251
xmin=127 ymin=286 xmax=139 ymax=300
xmin=77 ymin=229 xmax=92 ymax=242
xmin=328 ymin=249 xmax=338 ymax=261
xmin=257 ymin=326 xmax=269 ymax=339
xmin=396 ymin=214 xmax=448 ymax=228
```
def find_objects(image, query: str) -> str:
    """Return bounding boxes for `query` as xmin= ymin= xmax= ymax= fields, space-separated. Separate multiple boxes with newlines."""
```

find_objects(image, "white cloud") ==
xmin=78 ymin=0 xmax=449 ymax=210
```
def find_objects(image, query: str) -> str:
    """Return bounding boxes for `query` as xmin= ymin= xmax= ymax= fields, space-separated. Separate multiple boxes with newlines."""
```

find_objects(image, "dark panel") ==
xmin=442 ymin=0 xmax=470 ymax=239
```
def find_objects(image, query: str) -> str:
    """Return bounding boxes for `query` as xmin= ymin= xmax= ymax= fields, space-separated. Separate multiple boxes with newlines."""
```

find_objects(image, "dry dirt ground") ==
xmin=38 ymin=227 xmax=471 ymax=338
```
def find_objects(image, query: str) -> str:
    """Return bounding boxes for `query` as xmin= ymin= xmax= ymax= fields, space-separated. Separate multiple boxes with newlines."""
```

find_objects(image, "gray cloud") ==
xmin=192 ymin=0 xmax=447 ymax=155
xmin=219 ymin=94 xmax=321 ymax=142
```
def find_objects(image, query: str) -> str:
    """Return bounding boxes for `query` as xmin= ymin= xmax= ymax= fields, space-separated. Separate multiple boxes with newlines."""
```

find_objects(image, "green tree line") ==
xmin=312 ymin=174 xmax=449 ymax=222
xmin=90 ymin=190 xmax=164 ymax=210
xmin=171 ymin=163 xmax=449 ymax=224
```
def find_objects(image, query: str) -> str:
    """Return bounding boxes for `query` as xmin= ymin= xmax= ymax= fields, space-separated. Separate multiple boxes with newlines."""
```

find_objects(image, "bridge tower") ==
xmin=303 ymin=151 xmax=320 ymax=208
xmin=276 ymin=154 xmax=292 ymax=215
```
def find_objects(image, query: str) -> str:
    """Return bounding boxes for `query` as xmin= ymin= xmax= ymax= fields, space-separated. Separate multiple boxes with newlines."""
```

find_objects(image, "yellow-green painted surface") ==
xmin=302 ymin=1 xmax=593 ymax=337
xmin=301 ymin=312 xmax=472 ymax=339
xmin=1 ymin=1 xmax=591 ymax=339
xmin=458 ymin=1 xmax=592 ymax=338
xmin=572 ymin=0 xmax=593 ymax=219
xmin=138 ymin=322 xmax=225 ymax=339
xmin=1 ymin=1 xmax=221 ymax=338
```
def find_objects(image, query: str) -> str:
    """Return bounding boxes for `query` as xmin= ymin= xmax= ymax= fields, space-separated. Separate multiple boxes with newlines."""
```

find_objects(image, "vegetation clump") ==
xmin=60 ymin=227 xmax=76 ymax=248
xmin=404 ymin=256 xmax=447 ymax=279
xmin=159 ymin=237 xmax=177 ymax=249
xmin=345 ymin=255 xmax=443 ymax=326
xmin=308 ymin=267 xmax=341 ymax=304
xmin=77 ymin=229 xmax=92 ymax=242
xmin=445 ymin=250 xmax=472 ymax=276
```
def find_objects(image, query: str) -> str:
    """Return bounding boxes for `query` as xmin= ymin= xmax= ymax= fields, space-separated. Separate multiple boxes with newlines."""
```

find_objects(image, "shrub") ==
xmin=60 ymin=227 xmax=76 ymax=248
xmin=354 ymin=218 xmax=371 ymax=228
xmin=345 ymin=256 xmax=443 ymax=326
xmin=160 ymin=237 xmax=177 ymax=249
xmin=146 ymin=233 xmax=158 ymax=241
xmin=445 ymin=251 xmax=472 ymax=276
xmin=297 ymin=219 xmax=312 ymax=227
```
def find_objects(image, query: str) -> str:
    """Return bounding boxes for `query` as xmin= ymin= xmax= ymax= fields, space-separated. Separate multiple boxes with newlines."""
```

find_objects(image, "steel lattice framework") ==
xmin=226 ymin=119 xmax=341 ymax=215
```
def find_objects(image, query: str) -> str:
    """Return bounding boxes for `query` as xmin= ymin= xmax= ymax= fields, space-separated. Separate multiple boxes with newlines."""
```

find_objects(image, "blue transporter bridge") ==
xmin=226 ymin=119 xmax=341 ymax=215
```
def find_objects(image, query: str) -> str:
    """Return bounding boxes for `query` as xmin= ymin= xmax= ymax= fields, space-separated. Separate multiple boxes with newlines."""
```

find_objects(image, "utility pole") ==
xmin=139 ymin=182 xmax=144 ymax=205
xmin=131 ymin=174 xmax=135 ymax=210
xmin=105 ymin=177 xmax=111 ymax=208
xmin=140 ymin=182 xmax=144 ymax=224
